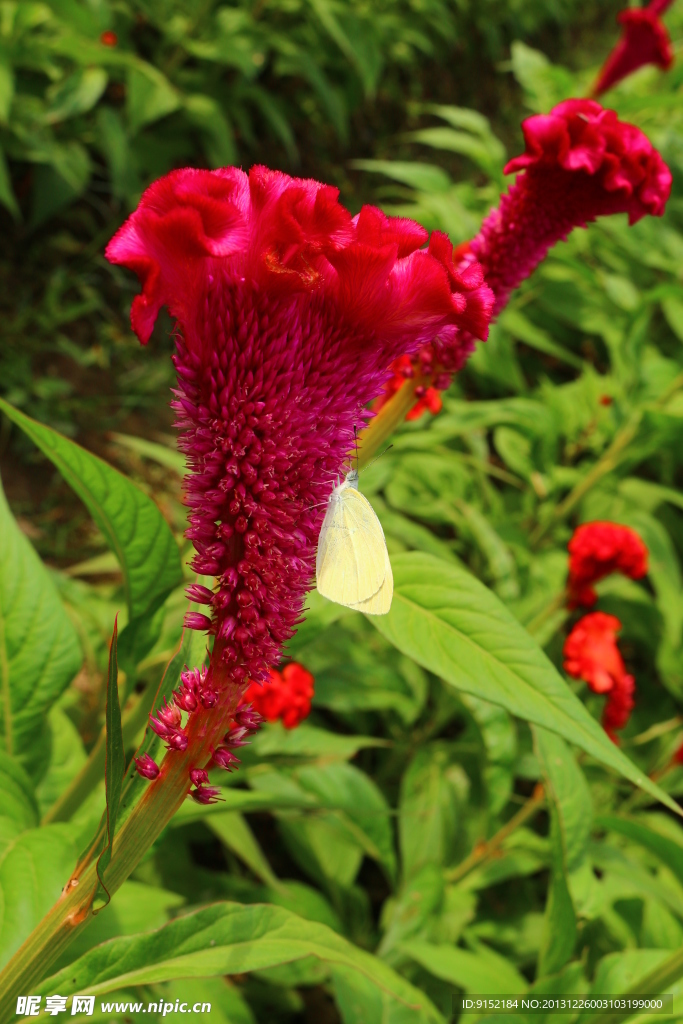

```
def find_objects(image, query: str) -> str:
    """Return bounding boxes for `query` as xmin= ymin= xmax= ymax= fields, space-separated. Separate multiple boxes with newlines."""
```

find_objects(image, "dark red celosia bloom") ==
xmin=470 ymin=99 xmax=672 ymax=317
xmin=564 ymin=612 xmax=635 ymax=740
xmin=672 ymin=740 xmax=683 ymax=766
xmin=242 ymin=662 xmax=315 ymax=729
xmin=567 ymin=521 xmax=648 ymax=608
xmin=107 ymin=167 xmax=490 ymax=786
xmin=592 ymin=0 xmax=674 ymax=98
xmin=378 ymin=99 xmax=671 ymax=415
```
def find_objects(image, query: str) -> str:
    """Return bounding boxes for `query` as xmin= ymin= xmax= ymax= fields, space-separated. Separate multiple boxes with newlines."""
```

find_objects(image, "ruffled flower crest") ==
xmin=592 ymin=0 xmax=674 ymax=98
xmin=377 ymin=99 xmax=671 ymax=418
xmin=109 ymin=166 xmax=493 ymax=794
xmin=470 ymin=99 xmax=672 ymax=316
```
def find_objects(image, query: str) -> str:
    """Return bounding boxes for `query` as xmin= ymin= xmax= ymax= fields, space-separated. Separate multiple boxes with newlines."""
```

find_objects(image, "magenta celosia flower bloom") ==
xmin=377 ymin=98 xmax=671 ymax=417
xmin=470 ymin=99 xmax=672 ymax=316
xmin=107 ymin=165 xmax=493 ymax=788
xmin=592 ymin=0 xmax=674 ymax=98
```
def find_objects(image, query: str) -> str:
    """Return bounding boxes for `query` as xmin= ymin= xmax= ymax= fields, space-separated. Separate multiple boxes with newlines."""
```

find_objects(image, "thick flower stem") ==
xmin=0 ymin=676 xmax=245 ymax=1021
xmin=357 ymin=376 xmax=426 ymax=469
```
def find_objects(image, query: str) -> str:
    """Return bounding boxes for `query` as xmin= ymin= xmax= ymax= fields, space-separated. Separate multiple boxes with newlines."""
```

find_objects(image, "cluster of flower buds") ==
xmin=188 ymin=702 xmax=264 ymax=804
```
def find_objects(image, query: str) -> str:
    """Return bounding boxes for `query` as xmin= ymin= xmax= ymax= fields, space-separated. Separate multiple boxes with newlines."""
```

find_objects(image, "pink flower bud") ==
xmin=185 ymin=584 xmax=214 ymax=604
xmin=174 ymin=686 xmax=198 ymax=713
xmin=235 ymin=704 xmax=264 ymax=732
xmin=199 ymin=689 xmax=218 ymax=709
xmin=190 ymin=785 xmax=223 ymax=805
xmin=190 ymin=768 xmax=210 ymax=786
xmin=224 ymin=725 xmax=251 ymax=748
xmin=134 ymin=753 xmax=160 ymax=780
xmin=166 ymin=731 xmax=189 ymax=751
xmin=184 ymin=612 xmax=213 ymax=631
xmin=212 ymin=747 xmax=240 ymax=771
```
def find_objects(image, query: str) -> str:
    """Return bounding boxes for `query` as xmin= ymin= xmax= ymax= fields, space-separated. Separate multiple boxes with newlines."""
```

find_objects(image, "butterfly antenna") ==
xmin=361 ymin=444 xmax=394 ymax=475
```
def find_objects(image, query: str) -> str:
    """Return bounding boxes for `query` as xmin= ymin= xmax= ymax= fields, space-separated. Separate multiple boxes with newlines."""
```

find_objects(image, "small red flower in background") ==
xmin=592 ymin=0 xmax=674 ymax=98
xmin=242 ymin=662 xmax=315 ymax=729
xmin=672 ymin=740 xmax=683 ymax=765
xmin=564 ymin=612 xmax=635 ymax=740
xmin=567 ymin=521 xmax=648 ymax=608
xmin=100 ymin=30 xmax=118 ymax=46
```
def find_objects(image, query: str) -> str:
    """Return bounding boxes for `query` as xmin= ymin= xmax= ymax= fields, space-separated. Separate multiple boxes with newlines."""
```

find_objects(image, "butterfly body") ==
xmin=316 ymin=469 xmax=393 ymax=615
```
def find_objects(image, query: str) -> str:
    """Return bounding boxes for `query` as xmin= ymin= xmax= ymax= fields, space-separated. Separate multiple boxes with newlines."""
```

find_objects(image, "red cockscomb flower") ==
xmin=107 ymin=166 xmax=491 ymax=792
xmin=378 ymin=100 xmax=671 ymax=418
xmin=592 ymin=0 xmax=674 ymax=98
xmin=242 ymin=662 xmax=315 ymax=729
xmin=564 ymin=612 xmax=636 ymax=740
xmin=470 ymin=99 xmax=672 ymax=318
xmin=567 ymin=521 xmax=649 ymax=608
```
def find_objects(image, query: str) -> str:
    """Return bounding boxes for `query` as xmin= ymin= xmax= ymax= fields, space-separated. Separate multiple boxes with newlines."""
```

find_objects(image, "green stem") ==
xmin=357 ymin=377 xmax=424 ymax=469
xmin=444 ymin=786 xmax=545 ymax=884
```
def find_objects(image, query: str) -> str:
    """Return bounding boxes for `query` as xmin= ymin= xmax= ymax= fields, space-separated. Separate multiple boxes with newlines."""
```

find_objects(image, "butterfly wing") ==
xmin=316 ymin=486 xmax=387 ymax=606
xmin=349 ymin=544 xmax=393 ymax=615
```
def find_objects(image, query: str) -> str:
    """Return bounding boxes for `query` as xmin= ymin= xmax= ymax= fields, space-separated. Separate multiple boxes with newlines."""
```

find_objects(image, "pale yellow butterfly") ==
xmin=316 ymin=469 xmax=393 ymax=615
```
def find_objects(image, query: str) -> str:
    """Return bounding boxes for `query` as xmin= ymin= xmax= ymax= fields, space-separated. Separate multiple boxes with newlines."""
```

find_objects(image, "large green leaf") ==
xmin=37 ymin=903 xmax=443 ymax=1022
xmin=400 ymin=939 xmax=527 ymax=994
xmin=596 ymin=816 xmax=683 ymax=888
xmin=0 ymin=474 xmax=81 ymax=776
xmin=371 ymin=554 xmax=678 ymax=812
xmin=399 ymin=745 xmax=461 ymax=881
xmin=0 ymin=399 xmax=182 ymax=624
xmin=0 ymin=824 xmax=80 ymax=969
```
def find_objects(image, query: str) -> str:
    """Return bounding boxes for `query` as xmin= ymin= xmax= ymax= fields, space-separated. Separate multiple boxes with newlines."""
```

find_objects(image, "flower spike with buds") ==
xmin=107 ymin=165 xmax=494 ymax=795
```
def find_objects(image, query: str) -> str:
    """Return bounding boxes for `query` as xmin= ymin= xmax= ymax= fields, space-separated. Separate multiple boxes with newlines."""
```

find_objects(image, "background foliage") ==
xmin=2 ymin=0 xmax=683 ymax=1022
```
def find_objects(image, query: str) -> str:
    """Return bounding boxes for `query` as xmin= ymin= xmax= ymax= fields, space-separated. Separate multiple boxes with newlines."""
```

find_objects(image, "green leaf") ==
xmin=0 ymin=472 xmax=81 ymax=777
xmin=596 ymin=816 xmax=683 ymax=888
xmin=207 ymin=812 xmax=280 ymax=888
xmin=45 ymin=68 xmax=108 ymax=123
xmin=332 ymin=964 xmax=442 ymax=1024
xmin=500 ymin=309 xmax=583 ymax=369
xmin=37 ymin=902 xmax=443 ymax=1022
xmin=95 ymin=620 xmax=124 ymax=907
xmin=461 ymin=695 xmax=516 ymax=816
xmin=0 ymin=399 xmax=182 ymax=624
xmin=0 ymin=145 xmax=18 ymax=219
xmin=0 ymin=824 xmax=79 ymax=969
xmin=127 ymin=64 xmax=180 ymax=134
xmin=535 ymin=729 xmax=591 ymax=873
xmin=399 ymin=745 xmax=462 ymax=881
xmin=249 ymin=721 xmax=385 ymax=761
xmin=184 ymin=94 xmax=237 ymax=167
xmin=292 ymin=762 xmax=397 ymax=883
xmin=371 ymin=553 xmax=678 ymax=813
xmin=36 ymin=708 xmax=87 ymax=818
xmin=0 ymin=54 xmax=14 ymax=123
xmin=0 ymin=751 xmax=39 ymax=832
xmin=400 ymin=939 xmax=527 ymax=994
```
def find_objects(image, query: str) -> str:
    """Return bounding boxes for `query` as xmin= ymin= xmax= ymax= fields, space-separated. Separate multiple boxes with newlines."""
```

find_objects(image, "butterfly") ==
xmin=316 ymin=468 xmax=393 ymax=615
